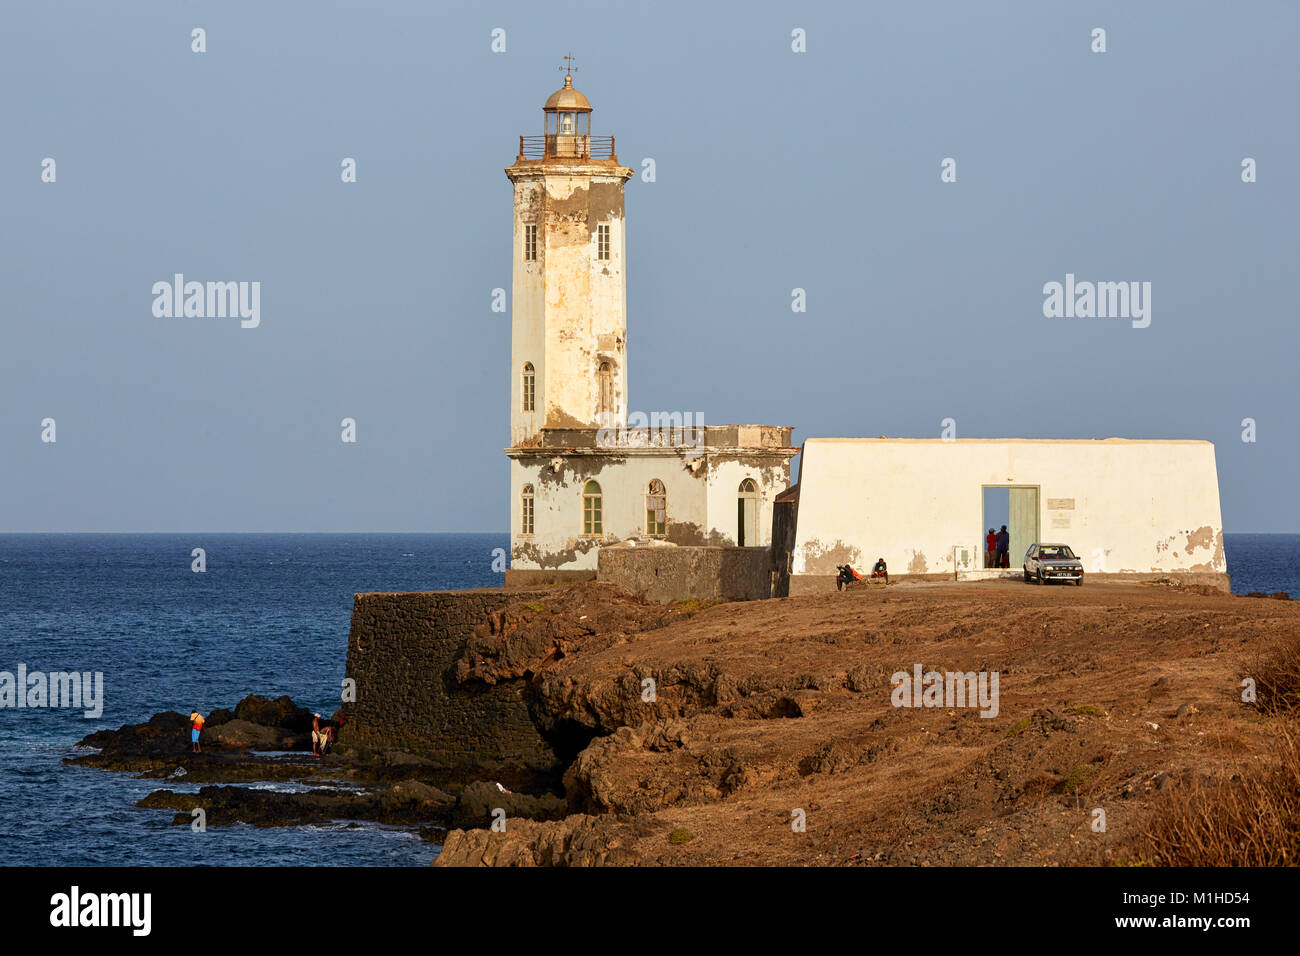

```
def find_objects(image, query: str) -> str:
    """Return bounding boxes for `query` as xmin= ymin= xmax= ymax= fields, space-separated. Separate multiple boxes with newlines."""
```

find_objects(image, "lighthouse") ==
xmin=505 ymin=67 xmax=797 ymax=583
xmin=506 ymin=70 xmax=634 ymax=447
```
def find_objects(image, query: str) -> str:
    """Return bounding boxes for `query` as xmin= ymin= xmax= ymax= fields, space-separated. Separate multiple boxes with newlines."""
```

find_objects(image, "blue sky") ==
xmin=2 ymin=1 xmax=1296 ymax=532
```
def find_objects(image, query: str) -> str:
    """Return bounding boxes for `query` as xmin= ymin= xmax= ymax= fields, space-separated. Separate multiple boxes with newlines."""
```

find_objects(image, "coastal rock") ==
xmin=563 ymin=725 xmax=700 ymax=814
xmin=561 ymin=719 xmax=793 ymax=815
xmin=453 ymin=583 xmax=675 ymax=687
xmin=73 ymin=696 xmax=319 ymax=764
xmin=384 ymin=780 xmax=456 ymax=808
xmin=76 ymin=711 xmax=189 ymax=755
xmin=379 ymin=780 xmax=457 ymax=811
xmin=449 ymin=780 xmax=567 ymax=830
xmin=210 ymin=719 xmax=288 ymax=750
xmin=83 ymin=579 xmax=1300 ymax=866
xmin=139 ymin=781 xmax=457 ymax=830
xmin=454 ymin=585 xmax=876 ymax=740
xmin=434 ymin=814 xmax=641 ymax=867
xmin=382 ymin=751 xmax=441 ymax=768
xmin=234 ymin=694 xmax=315 ymax=732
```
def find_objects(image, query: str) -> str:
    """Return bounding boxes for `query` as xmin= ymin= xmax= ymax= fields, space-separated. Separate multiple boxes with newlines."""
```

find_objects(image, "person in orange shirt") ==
xmin=190 ymin=711 xmax=205 ymax=753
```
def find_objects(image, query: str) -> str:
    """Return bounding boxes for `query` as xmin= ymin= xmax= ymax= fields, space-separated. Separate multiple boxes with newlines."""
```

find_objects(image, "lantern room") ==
xmin=542 ymin=74 xmax=593 ymax=158
xmin=514 ymin=63 xmax=618 ymax=163
xmin=544 ymin=74 xmax=591 ymax=134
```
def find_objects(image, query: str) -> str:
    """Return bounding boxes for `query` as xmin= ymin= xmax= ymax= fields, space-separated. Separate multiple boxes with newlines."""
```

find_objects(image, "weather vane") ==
xmin=558 ymin=53 xmax=578 ymax=77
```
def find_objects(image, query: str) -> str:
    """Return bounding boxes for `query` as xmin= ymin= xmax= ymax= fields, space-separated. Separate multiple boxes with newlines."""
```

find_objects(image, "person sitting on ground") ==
xmin=871 ymin=557 xmax=888 ymax=584
xmin=835 ymin=563 xmax=862 ymax=591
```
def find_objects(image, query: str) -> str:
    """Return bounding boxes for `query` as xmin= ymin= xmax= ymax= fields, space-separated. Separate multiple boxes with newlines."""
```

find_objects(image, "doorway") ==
xmin=981 ymin=485 xmax=1039 ymax=569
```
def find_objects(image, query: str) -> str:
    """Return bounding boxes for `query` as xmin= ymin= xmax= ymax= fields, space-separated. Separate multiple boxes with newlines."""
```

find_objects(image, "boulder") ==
xmin=234 ymin=694 xmax=315 ymax=732
xmin=76 ymin=711 xmax=189 ymax=756
xmin=383 ymin=781 xmax=456 ymax=810
xmin=206 ymin=708 xmax=235 ymax=727
xmin=450 ymin=780 xmax=567 ymax=830
xmin=433 ymin=814 xmax=640 ymax=867
xmin=210 ymin=719 xmax=284 ymax=750
xmin=384 ymin=751 xmax=439 ymax=768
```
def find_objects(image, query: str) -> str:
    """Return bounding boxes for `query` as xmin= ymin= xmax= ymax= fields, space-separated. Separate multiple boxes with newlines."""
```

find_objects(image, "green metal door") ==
xmin=1008 ymin=487 xmax=1039 ymax=567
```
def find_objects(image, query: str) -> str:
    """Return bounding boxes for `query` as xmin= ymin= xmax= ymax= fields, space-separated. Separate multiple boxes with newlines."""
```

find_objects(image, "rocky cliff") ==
xmin=425 ymin=580 xmax=1298 ymax=866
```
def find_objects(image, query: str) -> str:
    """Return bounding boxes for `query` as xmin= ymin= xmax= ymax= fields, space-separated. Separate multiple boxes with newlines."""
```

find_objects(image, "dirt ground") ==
xmin=435 ymin=579 xmax=1300 ymax=866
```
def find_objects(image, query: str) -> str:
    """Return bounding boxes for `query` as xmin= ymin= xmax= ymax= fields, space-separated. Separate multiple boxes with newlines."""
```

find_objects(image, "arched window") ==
xmin=737 ymin=478 xmax=758 ymax=547
xmin=521 ymin=363 xmax=535 ymax=412
xmin=645 ymin=479 xmax=666 ymax=536
xmin=520 ymin=484 xmax=534 ymax=535
xmin=582 ymin=480 xmax=602 ymax=535
xmin=597 ymin=361 xmax=613 ymax=419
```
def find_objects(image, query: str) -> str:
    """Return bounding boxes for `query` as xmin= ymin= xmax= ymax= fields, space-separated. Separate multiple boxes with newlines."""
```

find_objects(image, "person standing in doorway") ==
xmin=996 ymin=525 xmax=1010 ymax=568
xmin=986 ymin=528 xmax=997 ymax=568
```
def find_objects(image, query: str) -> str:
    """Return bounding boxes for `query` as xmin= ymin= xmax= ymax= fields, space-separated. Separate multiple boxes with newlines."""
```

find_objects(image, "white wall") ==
xmin=791 ymin=438 xmax=1226 ymax=577
xmin=510 ymin=453 xmax=709 ymax=570
xmin=510 ymin=448 xmax=794 ymax=569
xmin=704 ymin=457 xmax=790 ymax=549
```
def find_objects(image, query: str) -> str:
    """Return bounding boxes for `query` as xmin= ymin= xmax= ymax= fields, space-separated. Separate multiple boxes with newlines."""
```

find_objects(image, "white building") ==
xmin=504 ymin=74 xmax=796 ymax=583
xmin=498 ymin=72 xmax=1228 ymax=596
xmin=783 ymin=438 xmax=1229 ymax=593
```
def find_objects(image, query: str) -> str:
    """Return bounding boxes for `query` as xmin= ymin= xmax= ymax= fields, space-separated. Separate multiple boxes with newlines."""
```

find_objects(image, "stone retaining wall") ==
xmin=596 ymin=546 xmax=771 ymax=603
xmin=342 ymin=588 xmax=559 ymax=772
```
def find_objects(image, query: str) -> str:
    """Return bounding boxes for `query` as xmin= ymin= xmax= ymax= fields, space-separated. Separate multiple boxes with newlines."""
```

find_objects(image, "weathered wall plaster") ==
xmin=790 ymin=438 xmax=1227 ymax=585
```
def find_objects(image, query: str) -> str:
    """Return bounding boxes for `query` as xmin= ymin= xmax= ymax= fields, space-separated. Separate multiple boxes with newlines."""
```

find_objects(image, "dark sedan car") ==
xmin=1023 ymin=543 xmax=1084 ymax=585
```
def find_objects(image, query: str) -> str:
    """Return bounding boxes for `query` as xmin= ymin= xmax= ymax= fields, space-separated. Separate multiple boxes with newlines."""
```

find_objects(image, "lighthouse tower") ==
xmin=504 ymin=69 xmax=797 ymax=582
xmin=506 ymin=71 xmax=634 ymax=447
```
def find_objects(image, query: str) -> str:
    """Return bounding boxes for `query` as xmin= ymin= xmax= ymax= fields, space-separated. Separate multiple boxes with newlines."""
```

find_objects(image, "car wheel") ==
xmin=1075 ymin=578 xmax=1083 ymax=587
xmin=1023 ymin=568 xmax=1031 ymax=583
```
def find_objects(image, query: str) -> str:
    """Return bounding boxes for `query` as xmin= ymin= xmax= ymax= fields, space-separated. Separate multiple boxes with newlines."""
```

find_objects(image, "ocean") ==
xmin=0 ymin=532 xmax=1294 ymax=867
xmin=0 ymin=533 xmax=504 ymax=867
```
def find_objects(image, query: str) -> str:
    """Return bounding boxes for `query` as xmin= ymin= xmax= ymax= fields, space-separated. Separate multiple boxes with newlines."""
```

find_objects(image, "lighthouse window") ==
xmin=521 ymin=362 xmax=535 ymax=412
xmin=597 ymin=361 xmax=613 ymax=418
xmin=524 ymin=224 xmax=537 ymax=262
xmin=521 ymin=484 xmax=534 ymax=535
xmin=597 ymin=223 xmax=610 ymax=261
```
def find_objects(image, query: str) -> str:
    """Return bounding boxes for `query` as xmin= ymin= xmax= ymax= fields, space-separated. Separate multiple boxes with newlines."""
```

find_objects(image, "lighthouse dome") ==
xmin=544 ymin=74 xmax=592 ymax=112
